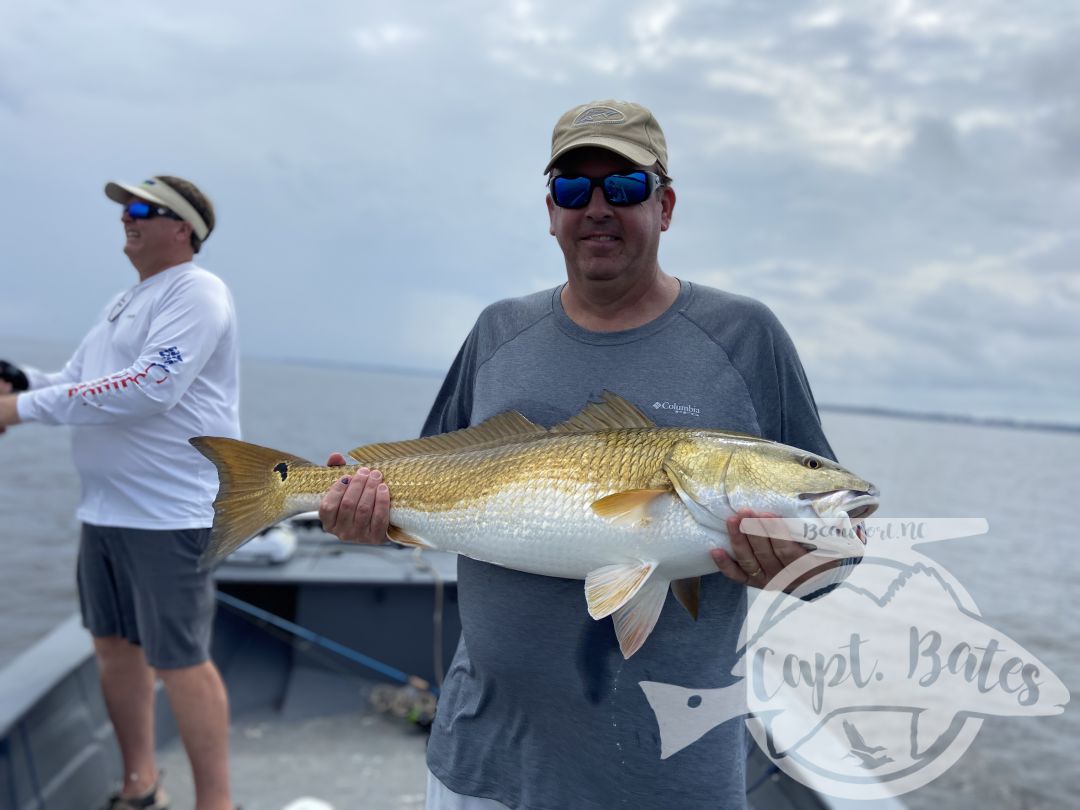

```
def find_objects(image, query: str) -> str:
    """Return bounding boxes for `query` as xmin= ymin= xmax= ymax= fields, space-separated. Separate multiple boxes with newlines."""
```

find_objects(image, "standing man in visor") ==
xmin=0 ymin=176 xmax=239 ymax=810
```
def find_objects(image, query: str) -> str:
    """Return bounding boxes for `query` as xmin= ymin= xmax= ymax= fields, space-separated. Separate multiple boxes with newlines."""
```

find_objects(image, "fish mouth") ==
xmin=800 ymin=486 xmax=880 ymax=543
xmin=843 ymin=494 xmax=879 ymax=523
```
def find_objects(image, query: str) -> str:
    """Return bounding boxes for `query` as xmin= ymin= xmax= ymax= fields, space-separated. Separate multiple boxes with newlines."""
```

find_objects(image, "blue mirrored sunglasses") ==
xmin=124 ymin=200 xmax=183 ymax=222
xmin=549 ymin=171 xmax=662 ymax=209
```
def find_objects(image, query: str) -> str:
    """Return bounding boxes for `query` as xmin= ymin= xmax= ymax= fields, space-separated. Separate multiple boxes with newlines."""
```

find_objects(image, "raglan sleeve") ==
xmin=420 ymin=322 xmax=483 ymax=438
xmin=16 ymin=274 xmax=232 ymax=426
xmin=753 ymin=304 xmax=861 ymax=595
xmin=771 ymin=320 xmax=835 ymax=462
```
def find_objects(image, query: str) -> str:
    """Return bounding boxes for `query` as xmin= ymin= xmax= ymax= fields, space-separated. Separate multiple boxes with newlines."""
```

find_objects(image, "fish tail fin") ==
xmin=190 ymin=436 xmax=318 ymax=568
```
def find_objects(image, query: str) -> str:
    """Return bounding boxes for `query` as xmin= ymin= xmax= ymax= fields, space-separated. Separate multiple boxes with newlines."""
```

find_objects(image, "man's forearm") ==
xmin=0 ymin=394 xmax=22 ymax=428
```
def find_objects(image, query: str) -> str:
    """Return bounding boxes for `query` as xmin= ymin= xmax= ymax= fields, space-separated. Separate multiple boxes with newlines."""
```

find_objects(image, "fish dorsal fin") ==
xmin=550 ymin=391 xmax=656 ymax=434
xmin=349 ymin=411 xmax=545 ymax=463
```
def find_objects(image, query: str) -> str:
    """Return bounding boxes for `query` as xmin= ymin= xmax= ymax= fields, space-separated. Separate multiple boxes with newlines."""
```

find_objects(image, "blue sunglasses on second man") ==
xmin=124 ymin=200 xmax=183 ymax=222
xmin=549 ymin=171 xmax=663 ymax=209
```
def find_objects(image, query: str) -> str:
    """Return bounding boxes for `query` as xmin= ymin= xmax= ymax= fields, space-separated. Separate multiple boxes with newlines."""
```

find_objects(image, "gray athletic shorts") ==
xmin=77 ymin=523 xmax=216 ymax=669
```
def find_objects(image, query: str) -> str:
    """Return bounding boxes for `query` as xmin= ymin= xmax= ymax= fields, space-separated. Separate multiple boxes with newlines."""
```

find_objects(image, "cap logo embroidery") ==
xmin=572 ymin=106 xmax=625 ymax=126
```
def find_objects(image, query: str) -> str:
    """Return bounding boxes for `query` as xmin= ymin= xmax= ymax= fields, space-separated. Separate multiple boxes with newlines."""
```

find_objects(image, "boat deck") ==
xmin=158 ymin=699 xmax=429 ymax=808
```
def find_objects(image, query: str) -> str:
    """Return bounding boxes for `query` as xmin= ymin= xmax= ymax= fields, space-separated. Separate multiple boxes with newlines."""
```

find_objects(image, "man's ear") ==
xmin=546 ymin=194 xmax=556 ymax=236
xmin=659 ymin=186 xmax=676 ymax=232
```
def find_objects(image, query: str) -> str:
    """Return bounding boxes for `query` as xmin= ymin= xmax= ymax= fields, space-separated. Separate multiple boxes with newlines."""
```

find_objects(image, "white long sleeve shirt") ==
xmin=17 ymin=262 xmax=240 ymax=529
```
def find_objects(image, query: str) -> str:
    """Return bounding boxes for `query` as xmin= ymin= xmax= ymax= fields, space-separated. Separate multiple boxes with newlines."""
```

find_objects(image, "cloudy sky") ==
xmin=2 ymin=0 xmax=1078 ymax=423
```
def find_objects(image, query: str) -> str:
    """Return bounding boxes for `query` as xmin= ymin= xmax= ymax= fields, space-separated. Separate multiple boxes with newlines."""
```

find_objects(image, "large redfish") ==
xmin=192 ymin=392 xmax=877 ymax=657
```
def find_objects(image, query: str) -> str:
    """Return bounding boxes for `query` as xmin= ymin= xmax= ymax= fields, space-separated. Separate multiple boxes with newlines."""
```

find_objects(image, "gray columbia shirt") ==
xmin=423 ymin=281 xmax=835 ymax=810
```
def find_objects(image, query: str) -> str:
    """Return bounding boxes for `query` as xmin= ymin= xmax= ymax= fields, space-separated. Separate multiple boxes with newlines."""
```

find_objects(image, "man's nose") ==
xmin=583 ymin=186 xmax=613 ymax=218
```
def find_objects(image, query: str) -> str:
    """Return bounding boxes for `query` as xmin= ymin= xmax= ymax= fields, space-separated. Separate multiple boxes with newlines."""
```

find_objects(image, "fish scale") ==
xmin=363 ymin=430 xmax=676 ymax=514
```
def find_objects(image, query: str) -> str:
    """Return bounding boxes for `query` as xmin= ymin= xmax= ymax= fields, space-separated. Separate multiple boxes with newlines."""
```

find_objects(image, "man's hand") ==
xmin=711 ymin=509 xmax=804 ymax=588
xmin=0 ymin=388 xmax=20 ymax=435
xmin=711 ymin=508 xmax=844 ymax=592
xmin=0 ymin=360 xmax=28 ymax=392
xmin=318 ymin=452 xmax=391 ymax=544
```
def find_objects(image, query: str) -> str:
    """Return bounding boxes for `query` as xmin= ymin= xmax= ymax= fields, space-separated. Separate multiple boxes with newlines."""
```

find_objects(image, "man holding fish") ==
xmin=314 ymin=100 xmax=867 ymax=808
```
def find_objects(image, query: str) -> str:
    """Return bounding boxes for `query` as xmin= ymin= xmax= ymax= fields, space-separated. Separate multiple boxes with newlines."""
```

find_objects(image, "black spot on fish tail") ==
xmin=274 ymin=462 xmax=288 ymax=482
xmin=576 ymin=617 xmax=619 ymax=704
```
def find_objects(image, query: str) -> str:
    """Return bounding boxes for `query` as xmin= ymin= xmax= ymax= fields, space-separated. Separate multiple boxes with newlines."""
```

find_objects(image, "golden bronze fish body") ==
xmin=192 ymin=393 xmax=878 ymax=657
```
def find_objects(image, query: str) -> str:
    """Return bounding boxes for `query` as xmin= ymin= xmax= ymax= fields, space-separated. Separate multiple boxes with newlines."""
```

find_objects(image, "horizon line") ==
xmin=246 ymin=353 xmax=1080 ymax=435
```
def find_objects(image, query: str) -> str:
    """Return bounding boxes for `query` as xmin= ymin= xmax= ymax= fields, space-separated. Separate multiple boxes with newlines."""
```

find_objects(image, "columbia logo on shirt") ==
xmin=652 ymin=400 xmax=701 ymax=417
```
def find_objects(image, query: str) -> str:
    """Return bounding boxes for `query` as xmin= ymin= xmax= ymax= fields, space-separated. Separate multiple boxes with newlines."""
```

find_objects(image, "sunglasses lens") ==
xmin=603 ymin=172 xmax=649 ymax=205
xmin=126 ymin=201 xmax=152 ymax=218
xmin=551 ymin=172 xmax=653 ymax=208
xmin=552 ymin=176 xmax=593 ymax=209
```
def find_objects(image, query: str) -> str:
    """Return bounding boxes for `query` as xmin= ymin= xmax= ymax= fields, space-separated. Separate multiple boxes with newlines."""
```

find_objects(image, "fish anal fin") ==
xmin=551 ymin=391 xmax=656 ymax=433
xmin=387 ymin=525 xmax=432 ymax=549
xmin=349 ymin=411 xmax=544 ymax=463
xmin=671 ymin=576 xmax=701 ymax=620
xmin=585 ymin=561 xmax=656 ymax=619
xmin=591 ymin=488 xmax=671 ymax=527
xmin=612 ymin=576 xmax=670 ymax=658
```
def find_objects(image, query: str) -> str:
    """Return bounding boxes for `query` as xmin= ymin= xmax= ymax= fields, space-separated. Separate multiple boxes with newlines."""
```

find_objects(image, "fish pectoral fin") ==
xmin=590 ymin=488 xmax=671 ymax=527
xmin=585 ymin=561 xmax=656 ymax=619
xmin=387 ymin=525 xmax=432 ymax=549
xmin=671 ymin=576 xmax=701 ymax=620
xmin=611 ymin=575 xmax=670 ymax=658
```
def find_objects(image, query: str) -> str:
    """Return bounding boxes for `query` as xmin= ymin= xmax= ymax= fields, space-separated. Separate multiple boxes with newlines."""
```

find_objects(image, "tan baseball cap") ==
xmin=544 ymin=100 xmax=669 ymax=176
xmin=104 ymin=176 xmax=212 ymax=241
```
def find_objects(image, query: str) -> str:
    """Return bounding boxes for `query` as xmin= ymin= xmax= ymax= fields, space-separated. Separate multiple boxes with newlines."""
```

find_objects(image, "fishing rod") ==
xmin=215 ymin=590 xmax=440 ymax=698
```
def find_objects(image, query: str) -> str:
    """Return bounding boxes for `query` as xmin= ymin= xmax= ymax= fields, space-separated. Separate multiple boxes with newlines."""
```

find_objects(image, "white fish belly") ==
xmin=391 ymin=482 xmax=728 ymax=581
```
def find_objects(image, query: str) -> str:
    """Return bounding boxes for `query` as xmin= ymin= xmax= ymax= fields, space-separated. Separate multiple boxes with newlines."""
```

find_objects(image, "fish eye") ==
xmin=803 ymin=457 xmax=822 ymax=470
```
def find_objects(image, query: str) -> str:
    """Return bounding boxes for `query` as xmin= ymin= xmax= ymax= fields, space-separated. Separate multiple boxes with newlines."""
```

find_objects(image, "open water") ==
xmin=0 ymin=336 xmax=1076 ymax=808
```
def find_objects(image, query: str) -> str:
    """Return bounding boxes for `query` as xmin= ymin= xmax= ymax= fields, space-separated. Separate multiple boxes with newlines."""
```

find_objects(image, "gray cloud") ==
xmin=1 ymin=0 xmax=1077 ymax=424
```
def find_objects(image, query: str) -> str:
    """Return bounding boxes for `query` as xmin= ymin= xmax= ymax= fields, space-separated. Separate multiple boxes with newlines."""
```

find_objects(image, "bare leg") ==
xmin=157 ymin=660 xmax=232 ymax=810
xmin=93 ymin=636 xmax=159 ymax=796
